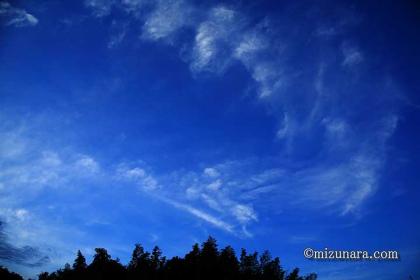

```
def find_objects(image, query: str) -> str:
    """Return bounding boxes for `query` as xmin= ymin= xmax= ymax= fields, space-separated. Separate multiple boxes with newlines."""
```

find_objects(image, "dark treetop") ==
xmin=2 ymin=237 xmax=316 ymax=280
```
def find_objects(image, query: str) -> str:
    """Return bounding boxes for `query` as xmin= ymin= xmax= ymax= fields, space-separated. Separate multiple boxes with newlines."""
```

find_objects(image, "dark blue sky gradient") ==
xmin=0 ymin=0 xmax=419 ymax=279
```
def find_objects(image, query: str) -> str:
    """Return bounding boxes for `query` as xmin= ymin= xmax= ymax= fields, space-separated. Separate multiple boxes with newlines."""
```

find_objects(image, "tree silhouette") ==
xmin=2 ymin=236 xmax=318 ymax=280
xmin=184 ymin=243 xmax=200 ymax=280
xmin=149 ymin=246 xmax=165 ymax=280
xmin=73 ymin=250 xmax=87 ymax=271
xmin=200 ymin=236 xmax=220 ymax=280
xmin=260 ymin=251 xmax=285 ymax=280
xmin=89 ymin=248 xmax=125 ymax=280
xmin=0 ymin=266 xmax=23 ymax=280
xmin=128 ymin=244 xmax=150 ymax=280
xmin=91 ymin=248 xmax=111 ymax=267
xmin=286 ymin=268 xmax=301 ymax=280
xmin=219 ymin=245 xmax=240 ymax=280
xmin=38 ymin=272 xmax=50 ymax=280
xmin=240 ymin=248 xmax=261 ymax=280
xmin=162 ymin=256 xmax=184 ymax=280
xmin=303 ymin=273 xmax=317 ymax=280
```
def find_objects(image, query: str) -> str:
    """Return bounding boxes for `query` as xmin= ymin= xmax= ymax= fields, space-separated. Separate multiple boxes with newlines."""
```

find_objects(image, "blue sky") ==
xmin=0 ymin=0 xmax=419 ymax=279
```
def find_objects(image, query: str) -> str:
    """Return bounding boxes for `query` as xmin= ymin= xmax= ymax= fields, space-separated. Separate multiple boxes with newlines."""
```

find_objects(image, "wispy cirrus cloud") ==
xmin=0 ymin=208 xmax=50 ymax=267
xmin=341 ymin=42 xmax=363 ymax=67
xmin=0 ymin=1 xmax=404 ymax=272
xmin=0 ymin=149 xmax=101 ymax=200
xmin=189 ymin=6 xmax=240 ymax=73
xmin=0 ymin=216 xmax=50 ymax=268
xmin=84 ymin=1 xmax=287 ymax=97
xmin=116 ymin=164 xmax=159 ymax=191
xmin=159 ymin=197 xmax=235 ymax=234
xmin=0 ymin=116 xmax=113 ymax=274
xmin=113 ymin=161 xmax=257 ymax=237
xmin=0 ymin=114 xmax=256 ymax=258
xmin=3 ymin=1 xmax=416 ymax=279
xmin=142 ymin=0 xmax=195 ymax=41
xmin=79 ymin=0 xmax=401 ymax=222
xmin=1 ymin=108 xmax=397 ymax=247
xmin=0 ymin=2 xmax=38 ymax=27
xmin=84 ymin=0 xmax=115 ymax=18
xmin=0 ymin=110 xmax=400 ymax=277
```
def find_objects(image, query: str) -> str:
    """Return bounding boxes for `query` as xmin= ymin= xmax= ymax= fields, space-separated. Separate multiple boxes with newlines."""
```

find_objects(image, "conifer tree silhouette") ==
xmin=73 ymin=250 xmax=87 ymax=271
xmin=219 ymin=245 xmax=240 ymax=280
xmin=240 ymin=248 xmax=261 ymax=280
xmin=128 ymin=244 xmax=150 ymax=280
xmin=184 ymin=243 xmax=200 ymax=280
xmin=200 ymin=236 xmax=219 ymax=280
xmin=150 ymin=246 xmax=165 ymax=280
xmin=286 ymin=268 xmax=301 ymax=280
xmin=7 ymin=236 xmax=318 ymax=280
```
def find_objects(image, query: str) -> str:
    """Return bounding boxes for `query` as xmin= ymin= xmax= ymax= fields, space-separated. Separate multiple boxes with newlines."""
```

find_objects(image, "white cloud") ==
xmin=250 ymin=62 xmax=285 ymax=98
xmin=142 ymin=175 xmax=158 ymax=190
xmin=155 ymin=161 xmax=271 ymax=236
xmin=85 ymin=0 xmax=285 ymax=97
xmin=84 ymin=0 xmax=115 ymax=17
xmin=0 ymin=2 xmax=38 ymax=27
xmin=0 ymin=208 xmax=30 ymax=222
xmin=231 ymin=204 xmax=257 ymax=224
xmin=203 ymin=167 xmax=219 ymax=178
xmin=281 ymin=152 xmax=381 ymax=215
xmin=322 ymin=118 xmax=349 ymax=142
xmin=190 ymin=6 xmax=238 ymax=73
xmin=162 ymin=197 xmax=234 ymax=233
xmin=307 ymin=63 xmax=327 ymax=124
xmin=15 ymin=209 xmax=29 ymax=221
xmin=0 ymin=123 xmax=103 ymax=200
xmin=149 ymin=233 xmax=159 ymax=243
xmin=221 ymin=113 xmax=397 ymax=217
xmin=40 ymin=152 xmax=62 ymax=167
xmin=233 ymin=25 xmax=286 ymax=98
xmin=201 ymin=194 xmax=223 ymax=212
xmin=121 ymin=0 xmax=148 ymax=14
xmin=75 ymin=155 xmax=100 ymax=173
xmin=0 ymin=150 xmax=102 ymax=198
xmin=276 ymin=114 xmax=290 ymax=139
xmin=207 ymin=179 xmax=222 ymax=191
xmin=142 ymin=0 xmax=193 ymax=41
xmin=342 ymin=43 xmax=363 ymax=67
xmin=185 ymin=186 xmax=199 ymax=199
xmin=0 ymin=129 xmax=26 ymax=159
xmin=14 ymin=0 xmax=402 ymax=248
xmin=233 ymin=32 xmax=267 ymax=64
xmin=123 ymin=167 xmax=146 ymax=178
xmin=116 ymin=165 xmax=159 ymax=191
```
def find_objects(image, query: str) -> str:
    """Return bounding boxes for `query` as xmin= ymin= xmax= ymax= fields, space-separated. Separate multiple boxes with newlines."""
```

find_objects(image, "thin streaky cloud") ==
xmin=84 ymin=0 xmax=115 ymax=18
xmin=159 ymin=197 xmax=235 ymax=234
xmin=0 ymin=1 xmax=38 ymax=27
xmin=2 ymin=1 xmax=418 ymax=279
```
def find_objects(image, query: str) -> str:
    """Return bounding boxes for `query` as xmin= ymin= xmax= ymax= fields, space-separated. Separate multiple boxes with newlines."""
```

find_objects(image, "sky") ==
xmin=0 ymin=0 xmax=419 ymax=279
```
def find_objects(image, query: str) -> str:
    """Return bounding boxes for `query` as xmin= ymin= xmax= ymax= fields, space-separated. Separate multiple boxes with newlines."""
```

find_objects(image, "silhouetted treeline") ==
xmin=1 ymin=266 xmax=24 ymax=280
xmin=2 ymin=237 xmax=318 ymax=280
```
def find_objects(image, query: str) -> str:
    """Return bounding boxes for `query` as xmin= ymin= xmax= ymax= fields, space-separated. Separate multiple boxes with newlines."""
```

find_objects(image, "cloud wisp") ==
xmin=2 ymin=1 xmax=417 ymax=279
xmin=0 ymin=219 xmax=50 ymax=268
xmin=0 ymin=1 xmax=399 ymax=243
xmin=0 ymin=2 xmax=38 ymax=27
